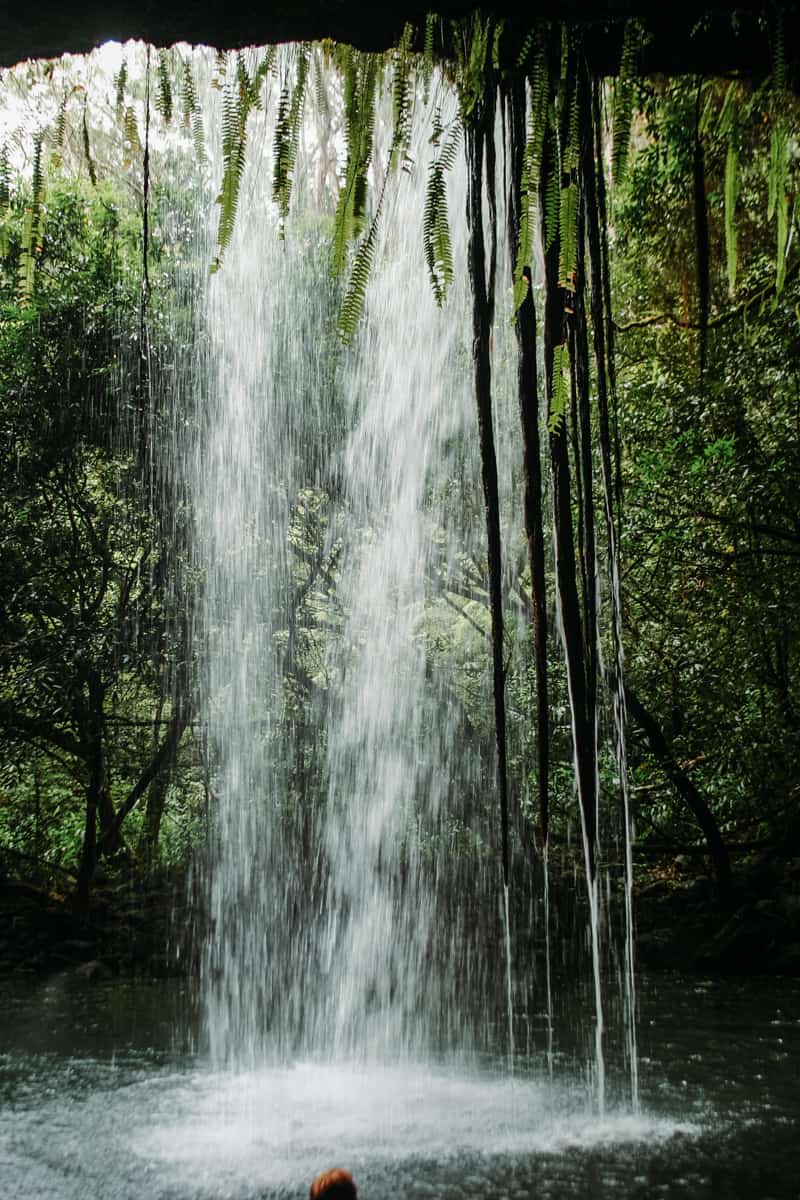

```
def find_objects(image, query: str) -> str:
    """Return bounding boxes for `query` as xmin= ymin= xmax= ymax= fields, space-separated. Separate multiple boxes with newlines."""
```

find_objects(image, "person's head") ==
xmin=309 ymin=1167 xmax=357 ymax=1200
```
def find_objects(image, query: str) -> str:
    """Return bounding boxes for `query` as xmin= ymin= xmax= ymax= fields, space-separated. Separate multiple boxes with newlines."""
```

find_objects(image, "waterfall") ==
xmin=174 ymin=44 xmax=639 ymax=1091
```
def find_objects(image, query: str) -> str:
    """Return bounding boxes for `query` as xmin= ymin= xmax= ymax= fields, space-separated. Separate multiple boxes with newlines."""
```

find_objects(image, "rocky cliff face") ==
xmin=0 ymin=1 xmax=795 ymax=82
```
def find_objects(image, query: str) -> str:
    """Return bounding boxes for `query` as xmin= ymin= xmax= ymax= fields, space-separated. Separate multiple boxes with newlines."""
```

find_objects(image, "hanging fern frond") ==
xmin=612 ymin=18 xmax=641 ymax=185
xmin=0 ymin=146 xmax=9 ymax=259
xmin=331 ymin=50 xmax=379 ymax=277
xmin=422 ymin=12 xmax=438 ymax=104
xmin=211 ymin=50 xmax=227 ymax=91
xmin=18 ymin=132 xmax=45 ymax=304
xmin=558 ymin=181 xmax=578 ymax=290
xmin=82 ymin=105 xmax=97 ymax=187
xmin=272 ymin=44 xmax=310 ymax=234
xmin=513 ymin=37 xmax=549 ymax=309
xmin=516 ymin=29 xmax=535 ymax=70
xmin=337 ymin=171 xmax=390 ymax=344
xmin=543 ymin=127 xmax=560 ymax=253
xmin=249 ymin=47 xmax=276 ymax=107
xmin=0 ymin=145 xmax=9 ymax=211
xmin=123 ymin=106 xmax=142 ymax=161
xmin=181 ymin=59 xmax=206 ymax=163
xmin=776 ymin=188 xmax=790 ymax=294
xmin=772 ymin=8 xmax=786 ymax=92
xmin=693 ymin=98 xmax=710 ymax=375
xmin=313 ymin=53 xmax=331 ymax=123
xmin=491 ymin=20 xmax=505 ymax=71
xmin=114 ymin=60 xmax=128 ymax=116
xmin=548 ymin=341 xmax=570 ymax=434
xmin=768 ymin=122 xmax=788 ymax=222
xmin=724 ymin=139 xmax=739 ymax=295
xmin=156 ymin=49 xmax=173 ymax=124
xmin=54 ymin=91 xmax=68 ymax=150
xmin=49 ymin=90 xmax=68 ymax=170
xmin=180 ymin=56 xmax=198 ymax=126
xmin=389 ymin=23 xmax=414 ymax=172
xmin=454 ymin=13 xmax=492 ymax=119
xmin=423 ymin=107 xmax=460 ymax=305
xmin=211 ymin=71 xmax=251 ymax=272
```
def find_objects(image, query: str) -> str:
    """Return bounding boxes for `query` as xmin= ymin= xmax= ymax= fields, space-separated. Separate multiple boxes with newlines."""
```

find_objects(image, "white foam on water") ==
xmin=129 ymin=1062 xmax=695 ymax=1191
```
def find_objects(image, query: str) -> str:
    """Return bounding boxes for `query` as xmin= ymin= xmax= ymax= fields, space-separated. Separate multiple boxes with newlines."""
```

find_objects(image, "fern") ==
xmin=491 ymin=20 xmax=505 ymax=71
xmin=156 ymin=48 xmax=173 ymax=124
xmin=543 ymin=126 xmax=560 ymax=254
xmin=612 ymin=18 xmax=641 ymax=185
xmin=54 ymin=91 xmax=68 ymax=150
xmin=114 ymin=60 xmax=128 ymax=116
xmin=0 ymin=150 xmax=8 ymax=259
xmin=212 ymin=68 xmax=251 ymax=271
xmin=331 ymin=50 xmax=378 ymax=277
xmin=389 ymin=23 xmax=414 ymax=172
xmin=0 ymin=145 xmax=9 ymax=211
xmin=724 ymin=139 xmax=739 ymax=295
xmin=18 ymin=132 xmax=45 ymax=304
xmin=337 ymin=173 xmax=389 ymax=344
xmin=768 ymin=123 xmax=787 ymax=222
xmin=0 ymin=144 xmax=10 ymax=257
xmin=772 ymin=8 xmax=786 ymax=92
xmin=455 ymin=13 xmax=492 ymax=119
xmin=422 ymin=12 xmax=438 ymax=104
xmin=776 ymin=188 xmax=789 ymax=294
xmin=558 ymin=181 xmax=578 ymax=290
xmin=181 ymin=59 xmax=206 ymax=163
xmin=82 ymin=105 xmax=97 ymax=187
xmin=516 ymin=29 xmax=535 ymax=70
xmin=513 ymin=36 xmax=549 ymax=309
xmin=548 ymin=341 xmax=570 ymax=434
xmin=272 ymin=44 xmax=310 ymax=234
xmin=123 ymin=106 xmax=142 ymax=162
xmin=423 ymin=108 xmax=459 ymax=305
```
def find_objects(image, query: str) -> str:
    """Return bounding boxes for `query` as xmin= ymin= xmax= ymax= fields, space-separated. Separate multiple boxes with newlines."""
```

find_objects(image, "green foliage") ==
xmin=513 ymin=33 xmax=548 ymax=310
xmin=389 ymin=23 xmax=415 ymax=172
xmin=422 ymin=12 xmax=438 ymax=104
xmin=331 ymin=49 xmax=378 ymax=277
xmin=612 ymin=18 xmax=641 ymax=186
xmin=543 ymin=125 xmax=560 ymax=253
xmin=123 ymin=105 xmax=142 ymax=164
xmin=181 ymin=58 xmax=206 ymax=164
xmin=17 ymin=133 xmax=45 ymax=304
xmin=337 ymin=178 xmax=385 ymax=344
xmin=272 ymin=44 xmax=310 ymax=234
xmin=548 ymin=341 xmax=570 ymax=434
xmin=558 ymin=181 xmax=578 ymax=291
xmin=156 ymin=48 xmax=173 ymax=125
xmin=453 ymin=12 xmax=493 ymax=120
xmin=82 ymin=105 xmax=97 ymax=187
xmin=114 ymin=59 xmax=128 ymax=116
xmin=423 ymin=108 xmax=459 ymax=306
xmin=211 ymin=55 xmax=253 ymax=272
xmin=724 ymin=140 xmax=739 ymax=294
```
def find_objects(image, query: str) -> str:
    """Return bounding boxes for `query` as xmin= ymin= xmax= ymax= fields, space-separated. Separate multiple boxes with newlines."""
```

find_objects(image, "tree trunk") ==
xmin=465 ymin=98 xmax=511 ymax=887
xmin=506 ymin=76 xmax=550 ymax=847
xmin=74 ymin=668 xmax=105 ymax=912
xmin=626 ymin=686 xmax=732 ymax=890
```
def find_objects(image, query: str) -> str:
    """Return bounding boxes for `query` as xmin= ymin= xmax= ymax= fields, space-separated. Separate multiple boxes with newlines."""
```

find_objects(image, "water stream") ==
xmin=1 ymin=973 xmax=797 ymax=1199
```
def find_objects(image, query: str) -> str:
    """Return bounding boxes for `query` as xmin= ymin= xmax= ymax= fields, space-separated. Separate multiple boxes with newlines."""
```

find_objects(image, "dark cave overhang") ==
xmin=1 ymin=2 xmax=798 ymax=81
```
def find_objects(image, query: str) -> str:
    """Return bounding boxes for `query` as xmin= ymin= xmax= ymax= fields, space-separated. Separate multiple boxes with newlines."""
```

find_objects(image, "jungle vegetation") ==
xmin=0 ymin=15 xmax=797 ymax=914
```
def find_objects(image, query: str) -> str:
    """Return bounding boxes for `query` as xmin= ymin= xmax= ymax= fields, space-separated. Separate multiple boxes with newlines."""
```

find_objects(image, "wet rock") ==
xmin=777 ymin=893 xmax=800 ymax=927
xmin=691 ymin=905 xmax=787 ymax=972
xmin=57 ymin=938 xmax=97 ymax=959
xmin=73 ymin=959 xmax=113 ymax=981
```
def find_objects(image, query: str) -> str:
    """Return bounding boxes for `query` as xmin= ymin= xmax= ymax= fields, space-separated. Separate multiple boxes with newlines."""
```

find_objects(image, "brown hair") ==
xmin=309 ymin=1168 xmax=357 ymax=1200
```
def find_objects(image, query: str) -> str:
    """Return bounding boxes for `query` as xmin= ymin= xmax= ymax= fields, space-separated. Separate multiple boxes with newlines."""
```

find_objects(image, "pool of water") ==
xmin=0 ymin=972 xmax=797 ymax=1199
